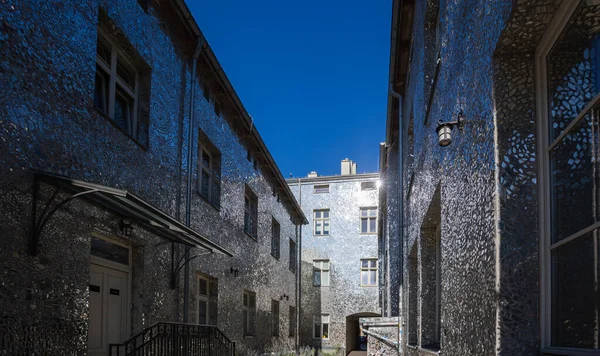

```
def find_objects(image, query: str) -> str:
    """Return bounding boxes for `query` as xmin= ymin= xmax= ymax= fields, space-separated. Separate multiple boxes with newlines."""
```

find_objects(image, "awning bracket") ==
xmin=30 ymin=176 xmax=99 ymax=256
xmin=170 ymin=244 xmax=212 ymax=289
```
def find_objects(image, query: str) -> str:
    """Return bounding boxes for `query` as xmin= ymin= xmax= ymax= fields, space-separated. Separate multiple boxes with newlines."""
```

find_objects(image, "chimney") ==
xmin=341 ymin=158 xmax=357 ymax=176
xmin=307 ymin=171 xmax=318 ymax=178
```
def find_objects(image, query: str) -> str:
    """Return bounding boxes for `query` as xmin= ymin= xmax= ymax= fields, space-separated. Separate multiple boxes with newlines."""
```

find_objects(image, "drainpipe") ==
xmin=389 ymin=87 xmax=403 ymax=350
xmin=184 ymin=36 xmax=205 ymax=323
xmin=296 ymin=179 xmax=302 ymax=355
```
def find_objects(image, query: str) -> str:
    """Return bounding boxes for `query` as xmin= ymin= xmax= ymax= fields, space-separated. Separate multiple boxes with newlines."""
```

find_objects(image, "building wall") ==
xmin=288 ymin=175 xmax=380 ymax=352
xmin=0 ymin=1 xmax=298 ymax=354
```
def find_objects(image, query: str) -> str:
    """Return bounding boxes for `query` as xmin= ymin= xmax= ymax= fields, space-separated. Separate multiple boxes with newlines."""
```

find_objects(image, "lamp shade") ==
xmin=436 ymin=124 xmax=452 ymax=147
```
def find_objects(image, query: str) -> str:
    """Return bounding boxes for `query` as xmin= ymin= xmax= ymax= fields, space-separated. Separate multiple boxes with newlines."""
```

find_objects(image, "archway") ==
xmin=345 ymin=312 xmax=379 ymax=354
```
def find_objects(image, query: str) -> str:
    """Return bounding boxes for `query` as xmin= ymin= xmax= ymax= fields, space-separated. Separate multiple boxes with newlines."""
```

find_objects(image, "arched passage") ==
xmin=345 ymin=312 xmax=380 ymax=354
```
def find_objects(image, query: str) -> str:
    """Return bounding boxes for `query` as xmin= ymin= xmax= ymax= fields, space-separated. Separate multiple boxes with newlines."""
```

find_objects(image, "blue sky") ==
xmin=187 ymin=1 xmax=391 ymax=177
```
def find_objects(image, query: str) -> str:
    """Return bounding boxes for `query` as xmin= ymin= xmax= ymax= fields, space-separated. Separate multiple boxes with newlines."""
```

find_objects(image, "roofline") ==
xmin=286 ymin=173 xmax=380 ymax=185
xmin=172 ymin=0 xmax=307 ymax=225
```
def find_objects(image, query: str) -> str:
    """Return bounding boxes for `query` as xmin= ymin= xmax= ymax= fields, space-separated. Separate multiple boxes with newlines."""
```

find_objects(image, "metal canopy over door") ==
xmin=88 ymin=263 xmax=129 ymax=356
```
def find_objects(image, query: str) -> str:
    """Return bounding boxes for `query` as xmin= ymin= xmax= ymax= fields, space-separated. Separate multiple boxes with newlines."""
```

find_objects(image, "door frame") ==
xmin=89 ymin=232 xmax=133 ymax=342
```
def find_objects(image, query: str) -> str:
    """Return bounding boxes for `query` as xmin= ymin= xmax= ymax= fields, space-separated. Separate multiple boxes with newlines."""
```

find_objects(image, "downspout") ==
xmin=389 ymin=87 xmax=403 ymax=350
xmin=184 ymin=36 xmax=205 ymax=323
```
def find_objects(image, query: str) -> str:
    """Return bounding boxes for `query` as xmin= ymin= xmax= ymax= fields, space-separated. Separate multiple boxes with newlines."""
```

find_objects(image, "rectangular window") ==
xmin=271 ymin=299 xmax=279 ymax=337
xmin=289 ymin=306 xmax=296 ymax=337
xmin=243 ymin=290 xmax=256 ymax=336
xmin=313 ymin=209 xmax=330 ymax=236
xmin=244 ymin=186 xmax=258 ymax=239
xmin=539 ymin=1 xmax=600 ymax=352
xmin=197 ymin=275 xmax=218 ymax=326
xmin=289 ymin=239 xmax=297 ymax=273
xmin=360 ymin=207 xmax=378 ymax=234
xmin=408 ymin=245 xmax=418 ymax=346
xmin=271 ymin=218 xmax=280 ymax=259
xmin=314 ymin=185 xmax=329 ymax=194
xmin=361 ymin=181 xmax=377 ymax=191
xmin=360 ymin=259 xmax=378 ymax=287
xmin=197 ymin=130 xmax=221 ymax=209
xmin=94 ymin=29 xmax=149 ymax=147
xmin=313 ymin=314 xmax=329 ymax=340
xmin=313 ymin=259 xmax=330 ymax=287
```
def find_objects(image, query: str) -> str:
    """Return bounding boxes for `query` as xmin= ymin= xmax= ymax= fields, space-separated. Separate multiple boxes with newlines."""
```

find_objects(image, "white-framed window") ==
xmin=314 ymin=185 xmax=329 ymax=194
xmin=537 ymin=1 xmax=600 ymax=352
xmin=313 ymin=209 xmax=330 ymax=236
xmin=244 ymin=186 xmax=258 ymax=239
xmin=289 ymin=238 xmax=297 ymax=273
xmin=313 ymin=259 xmax=330 ymax=287
xmin=242 ymin=290 xmax=256 ymax=336
xmin=360 ymin=259 xmax=378 ymax=287
xmin=94 ymin=30 xmax=148 ymax=147
xmin=360 ymin=207 xmax=377 ymax=234
xmin=271 ymin=218 xmax=280 ymax=259
xmin=271 ymin=299 xmax=279 ymax=337
xmin=196 ymin=275 xmax=218 ymax=326
xmin=197 ymin=131 xmax=221 ymax=208
xmin=361 ymin=181 xmax=377 ymax=191
xmin=313 ymin=314 xmax=329 ymax=340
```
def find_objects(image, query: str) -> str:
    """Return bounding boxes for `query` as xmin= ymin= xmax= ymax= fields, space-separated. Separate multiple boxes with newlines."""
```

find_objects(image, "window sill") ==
xmin=271 ymin=254 xmax=280 ymax=260
xmin=93 ymin=107 xmax=148 ymax=151
xmin=243 ymin=335 xmax=255 ymax=339
xmin=289 ymin=268 xmax=296 ymax=274
xmin=244 ymin=231 xmax=257 ymax=241
xmin=360 ymin=232 xmax=378 ymax=236
xmin=360 ymin=285 xmax=378 ymax=287
xmin=196 ymin=192 xmax=221 ymax=212
xmin=313 ymin=234 xmax=330 ymax=237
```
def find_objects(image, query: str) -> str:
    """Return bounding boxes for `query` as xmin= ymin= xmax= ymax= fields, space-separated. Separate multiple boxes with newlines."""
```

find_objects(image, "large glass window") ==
xmin=360 ymin=259 xmax=378 ymax=287
xmin=313 ymin=259 xmax=330 ymax=287
xmin=197 ymin=275 xmax=218 ymax=326
xmin=313 ymin=209 xmax=330 ymax=236
xmin=541 ymin=1 xmax=600 ymax=351
xmin=360 ymin=207 xmax=378 ymax=234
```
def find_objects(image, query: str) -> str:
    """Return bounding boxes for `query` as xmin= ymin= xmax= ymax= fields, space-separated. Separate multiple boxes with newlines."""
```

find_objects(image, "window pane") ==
xmin=322 ymin=324 xmax=329 ymax=338
xmin=208 ymin=301 xmax=218 ymax=325
xmin=315 ymin=211 xmax=321 ymax=219
xmin=361 ymin=260 xmax=369 ymax=268
xmin=243 ymin=310 xmax=248 ymax=334
xmin=114 ymin=88 xmax=133 ymax=133
xmin=202 ymin=150 xmax=211 ymax=168
xmin=211 ymin=180 xmax=220 ymax=208
xmin=198 ymin=278 xmax=207 ymax=296
xmin=243 ymin=293 xmax=248 ymax=307
xmin=96 ymin=37 xmax=111 ymax=64
xmin=91 ymin=238 xmax=129 ymax=265
xmin=369 ymin=208 xmax=377 ymax=217
xmin=370 ymin=260 xmax=377 ymax=268
xmin=550 ymin=107 xmax=600 ymax=242
xmin=361 ymin=219 xmax=368 ymax=233
xmin=369 ymin=271 xmax=377 ymax=285
xmin=94 ymin=67 xmax=109 ymax=115
xmin=117 ymin=57 xmax=136 ymax=90
xmin=198 ymin=300 xmax=207 ymax=325
xmin=361 ymin=271 xmax=368 ymax=285
xmin=322 ymin=271 xmax=329 ymax=286
xmin=249 ymin=293 xmax=256 ymax=308
xmin=323 ymin=210 xmax=329 ymax=218
xmin=200 ymin=170 xmax=210 ymax=198
xmin=361 ymin=209 xmax=368 ymax=217
xmin=551 ymin=230 xmax=599 ymax=349
xmin=370 ymin=218 xmax=377 ymax=233
xmin=209 ymin=279 xmax=218 ymax=298
xmin=314 ymin=323 xmax=320 ymax=338
xmin=313 ymin=271 xmax=321 ymax=286
xmin=322 ymin=261 xmax=329 ymax=269
xmin=547 ymin=2 xmax=600 ymax=140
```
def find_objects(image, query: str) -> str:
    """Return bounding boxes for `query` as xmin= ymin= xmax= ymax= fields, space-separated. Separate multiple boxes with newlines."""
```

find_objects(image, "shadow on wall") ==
xmin=300 ymin=260 xmax=322 ymax=351
xmin=345 ymin=312 xmax=380 ymax=353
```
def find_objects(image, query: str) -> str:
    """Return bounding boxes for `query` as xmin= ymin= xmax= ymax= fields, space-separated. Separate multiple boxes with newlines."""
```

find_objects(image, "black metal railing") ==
xmin=109 ymin=322 xmax=235 ymax=356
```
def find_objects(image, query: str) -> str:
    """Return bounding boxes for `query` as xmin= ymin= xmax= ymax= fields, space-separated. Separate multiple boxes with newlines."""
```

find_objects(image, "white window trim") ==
xmin=360 ymin=207 xmax=378 ymax=234
xmin=313 ymin=259 xmax=330 ymax=287
xmin=312 ymin=314 xmax=330 ymax=340
xmin=536 ymin=1 xmax=600 ymax=354
xmin=96 ymin=30 xmax=140 ymax=139
xmin=313 ymin=209 xmax=330 ymax=236
xmin=360 ymin=258 xmax=378 ymax=287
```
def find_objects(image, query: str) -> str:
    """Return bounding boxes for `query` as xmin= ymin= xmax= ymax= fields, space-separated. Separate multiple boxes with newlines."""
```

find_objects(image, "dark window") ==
xmin=289 ymin=306 xmax=296 ymax=337
xmin=91 ymin=237 xmax=129 ymax=265
xmin=197 ymin=130 xmax=221 ymax=209
xmin=244 ymin=186 xmax=258 ymax=238
xmin=243 ymin=290 xmax=256 ymax=336
xmin=314 ymin=185 xmax=329 ymax=194
xmin=289 ymin=239 xmax=297 ymax=273
xmin=271 ymin=218 xmax=280 ymax=259
xmin=197 ymin=275 xmax=218 ymax=326
xmin=271 ymin=299 xmax=280 ymax=337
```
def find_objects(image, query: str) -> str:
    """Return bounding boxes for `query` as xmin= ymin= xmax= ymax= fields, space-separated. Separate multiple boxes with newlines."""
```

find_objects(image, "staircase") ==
xmin=109 ymin=322 xmax=235 ymax=356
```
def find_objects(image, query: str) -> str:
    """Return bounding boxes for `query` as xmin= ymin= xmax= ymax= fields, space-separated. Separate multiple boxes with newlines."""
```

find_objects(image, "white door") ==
xmin=88 ymin=263 xmax=129 ymax=356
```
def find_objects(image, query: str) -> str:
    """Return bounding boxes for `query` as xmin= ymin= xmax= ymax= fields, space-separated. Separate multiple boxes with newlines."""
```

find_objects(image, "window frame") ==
xmin=313 ymin=209 xmax=330 ymax=236
xmin=360 ymin=207 xmax=378 ymax=234
xmin=242 ymin=290 xmax=256 ymax=337
xmin=271 ymin=217 xmax=281 ymax=259
xmin=271 ymin=299 xmax=280 ymax=337
xmin=536 ymin=1 xmax=600 ymax=354
xmin=312 ymin=314 xmax=330 ymax=340
xmin=196 ymin=274 xmax=218 ymax=326
xmin=197 ymin=135 xmax=221 ymax=209
xmin=360 ymin=258 xmax=378 ymax=287
xmin=289 ymin=305 xmax=296 ymax=338
xmin=95 ymin=30 xmax=142 ymax=145
xmin=314 ymin=184 xmax=330 ymax=194
xmin=244 ymin=186 xmax=258 ymax=239
xmin=360 ymin=181 xmax=377 ymax=191
xmin=289 ymin=238 xmax=297 ymax=273
xmin=313 ymin=259 xmax=330 ymax=287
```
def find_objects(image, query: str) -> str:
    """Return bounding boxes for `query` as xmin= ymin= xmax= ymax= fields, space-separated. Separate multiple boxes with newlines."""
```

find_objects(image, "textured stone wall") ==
xmin=0 ymin=1 xmax=298 ymax=354
xmin=398 ymin=0 xmax=563 ymax=355
xmin=288 ymin=175 xmax=380 ymax=353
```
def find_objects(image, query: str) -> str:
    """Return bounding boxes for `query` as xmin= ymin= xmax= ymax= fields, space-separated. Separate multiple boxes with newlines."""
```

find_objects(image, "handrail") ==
xmin=109 ymin=322 xmax=235 ymax=356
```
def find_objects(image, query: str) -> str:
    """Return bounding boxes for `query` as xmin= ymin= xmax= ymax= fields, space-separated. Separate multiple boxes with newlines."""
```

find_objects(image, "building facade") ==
xmin=0 ymin=1 xmax=305 ymax=355
xmin=383 ymin=0 xmax=600 ymax=355
xmin=287 ymin=160 xmax=380 ymax=354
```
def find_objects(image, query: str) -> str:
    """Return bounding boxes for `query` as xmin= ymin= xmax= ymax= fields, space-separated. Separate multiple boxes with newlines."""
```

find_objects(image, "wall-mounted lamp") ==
xmin=119 ymin=218 xmax=134 ymax=236
xmin=436 ymin=112 xmax=464 ymax=147
xmin=230 ymin=267 xmax=239 ymax=277
xmin=280 ymin=294 xmax=289 ymax=301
